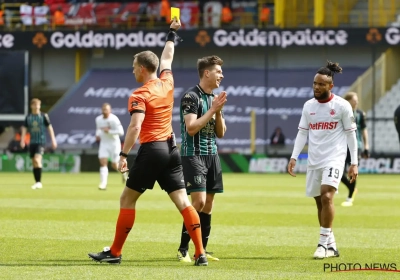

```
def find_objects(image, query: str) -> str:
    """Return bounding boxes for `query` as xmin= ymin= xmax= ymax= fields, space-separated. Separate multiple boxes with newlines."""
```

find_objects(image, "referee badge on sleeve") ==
xmin=131 ymin=101 xmax=138 ymax=108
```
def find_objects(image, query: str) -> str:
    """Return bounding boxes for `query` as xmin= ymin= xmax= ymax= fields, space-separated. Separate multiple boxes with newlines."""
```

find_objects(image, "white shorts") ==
xmin=98 ymin=143 xmax=120 ymax=163
xmin=305 ymin=165 xmax=344 ymax=197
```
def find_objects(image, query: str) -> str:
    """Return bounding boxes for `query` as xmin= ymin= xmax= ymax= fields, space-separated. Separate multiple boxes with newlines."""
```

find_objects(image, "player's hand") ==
xmin=96 ymin=136 xmax=100 ymax=142
xmin=287 ymin=158 xmax=296 ymax=177
xmin=103 ymin=127 xmax=109 ymax=133
xmin=212 ymin=91 xmax=227 ymax=113
xmin=362 ymin=149 xmax=370 ymax=158
xmin=20 ymin=140 xmax=25 ymax=149
xmin=348 ymin=164 xmax=358 ymax=183
xmin=170 ymin=18 xmax=181 ymax=31
xmin=118 ymin=157 xmax=129 ymax=173
xmin=52 ymin=141 xmax=57 ymax=150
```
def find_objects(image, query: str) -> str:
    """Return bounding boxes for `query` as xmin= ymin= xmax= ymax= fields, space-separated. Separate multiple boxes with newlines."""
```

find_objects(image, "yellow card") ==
xmin=171 ymin=7 xmax=180 ymax=20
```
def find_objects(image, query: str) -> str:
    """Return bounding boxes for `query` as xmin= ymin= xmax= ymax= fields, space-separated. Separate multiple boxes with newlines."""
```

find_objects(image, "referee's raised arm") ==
xmin=159 ymin=18 xmax=181 ymax=73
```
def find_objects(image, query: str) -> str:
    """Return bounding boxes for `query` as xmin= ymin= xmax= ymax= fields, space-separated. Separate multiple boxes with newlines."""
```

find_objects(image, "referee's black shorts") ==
xmin=126 ymin=140 xmax=185 ymax=194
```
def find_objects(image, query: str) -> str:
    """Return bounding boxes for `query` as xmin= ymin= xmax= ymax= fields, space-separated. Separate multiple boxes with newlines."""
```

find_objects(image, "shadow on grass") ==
xmin=0 ymin=258 xmax=188 ymax=267
xmin=222 ymin=256 xmax=299 ymax=261
xmin=0 ymin=256 xmax=298 ymax=267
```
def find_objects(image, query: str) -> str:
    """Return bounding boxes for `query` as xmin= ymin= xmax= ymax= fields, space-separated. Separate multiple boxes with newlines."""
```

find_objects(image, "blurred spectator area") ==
xmin=0 ymin=0 xmax=274 ymax=30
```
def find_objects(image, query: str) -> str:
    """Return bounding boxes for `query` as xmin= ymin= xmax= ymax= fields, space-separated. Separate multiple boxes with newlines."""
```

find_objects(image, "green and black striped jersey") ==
xmin=354 ymin=109 xmax=367 ymax=149
xmin=24 ymin=113 xmax=51 ymax=145
xmin=180 ymin=85 xmax=224 ymax=156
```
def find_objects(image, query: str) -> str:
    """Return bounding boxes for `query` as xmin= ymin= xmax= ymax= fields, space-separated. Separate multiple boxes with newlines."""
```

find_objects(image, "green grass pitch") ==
xmin=1 ymin=172 xmax=400 ymax=279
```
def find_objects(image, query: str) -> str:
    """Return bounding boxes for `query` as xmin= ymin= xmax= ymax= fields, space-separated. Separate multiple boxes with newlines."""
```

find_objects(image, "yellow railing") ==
xmin=369 ymin=0 xmax=398 ymax=27
xmin=348 ymin=53 xmax=385 ymax=112
xmin=347 ymin=48 xmax=400 ymax=111
xmin=275 ymin=0 xmax=313 ymax=28
xmin=315 ymin=0 xmax=358 ymax=27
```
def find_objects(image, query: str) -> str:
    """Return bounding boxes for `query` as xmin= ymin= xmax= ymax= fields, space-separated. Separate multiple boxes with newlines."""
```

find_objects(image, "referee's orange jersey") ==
xmin=128 ymin=70 xmax=174 ymax=144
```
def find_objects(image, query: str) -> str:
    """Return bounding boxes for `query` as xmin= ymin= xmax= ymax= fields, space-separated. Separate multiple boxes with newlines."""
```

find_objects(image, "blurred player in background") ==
xmin=20 ymin=98 xmax=57 ymax=190
xmin=395 ymin=105 xmax=400 ymax=148
xmin=340 ymin=92 xmax=369 ymax=207
xmin=177 ymin=55 xmax=227 ymax=263
xmin=95 ymin=103 xmax=125 ymax=190
xmin=288 ymin=61 xmax=358 ymax=259
xmin=88 ymin=19 xmax=208 ymax=266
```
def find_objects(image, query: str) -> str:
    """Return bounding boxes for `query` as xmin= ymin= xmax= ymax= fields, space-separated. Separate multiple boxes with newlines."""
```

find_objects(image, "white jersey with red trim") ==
xmin=298 ymin=94 xmax=357 ymax=170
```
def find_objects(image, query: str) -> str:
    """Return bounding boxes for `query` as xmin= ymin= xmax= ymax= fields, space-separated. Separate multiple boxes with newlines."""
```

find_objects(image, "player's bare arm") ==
xmin=108 ymin=119 xmax=124 ymax=136
xmin=95 ymin=122 xmax=101 ymax=142
xmin=47 ymin=125 xmax=57 ymax=150
xmin=118 ymin=112 xmax=144 ymax=173
xmin=159 ymin=19 xmax=181 ymax=73
xmin=184 ymin=92 xmax=227 ymax=136
xmin=362 ymin=128 xmax=370 ymax=158
xmin=20 ymin=125 xmax=27 ymax=148
xmin=214 ymin=92 xmax=227 ymax=138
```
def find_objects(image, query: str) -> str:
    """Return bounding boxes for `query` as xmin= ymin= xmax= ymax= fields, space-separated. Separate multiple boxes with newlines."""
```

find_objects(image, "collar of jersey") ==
xmin=317 ymin=93 xmax=335 ymax=103
xmin=196 ymin=85 xmax=214 ymax=96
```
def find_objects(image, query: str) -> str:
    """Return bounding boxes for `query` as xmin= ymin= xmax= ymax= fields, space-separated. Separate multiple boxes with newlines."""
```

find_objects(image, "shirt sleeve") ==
xmin=342 ymin=103 xmax=357 ymax=132
xmin=181 ymin=92 xmax=199 ymax=116
xmin=160 ymin=69 xmax=173 ymax=87
xmin=298 ymin=104 xmax=309 ymax=131
xmin=128 ymin=91 xmax=146 ymax=115
xmin=109 ymin=116 xmax=124 ymax=136
xmin=95 ymin=117 xmax=101 ymax=137
xmin=43 ymin=113 xmax=51 ymax=127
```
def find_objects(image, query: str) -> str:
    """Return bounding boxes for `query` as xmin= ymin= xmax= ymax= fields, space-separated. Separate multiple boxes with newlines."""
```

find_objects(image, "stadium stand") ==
xmin=366 ymin=79 xmax=400 ymax=153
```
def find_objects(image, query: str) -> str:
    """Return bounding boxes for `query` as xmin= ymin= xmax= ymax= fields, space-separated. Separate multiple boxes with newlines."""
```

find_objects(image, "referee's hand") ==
xmin=170 ymin=18 xmax=181 ymax=31
xmin=118 ymin=157 xmax=129 ymax=173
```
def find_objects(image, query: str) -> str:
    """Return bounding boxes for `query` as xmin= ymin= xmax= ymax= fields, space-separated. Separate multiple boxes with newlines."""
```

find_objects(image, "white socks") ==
xmin=318 ymin=227 xmax=331 ymax=248
xmin=327 ymin=230 xmax=337 ymax=250
xmin=100 ymin=166 xmax=108 ymax=186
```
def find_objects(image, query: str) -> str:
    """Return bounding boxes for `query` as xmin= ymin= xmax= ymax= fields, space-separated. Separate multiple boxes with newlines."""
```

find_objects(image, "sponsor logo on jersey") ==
xmin=309 ymin=121 xmax=338 ymax=130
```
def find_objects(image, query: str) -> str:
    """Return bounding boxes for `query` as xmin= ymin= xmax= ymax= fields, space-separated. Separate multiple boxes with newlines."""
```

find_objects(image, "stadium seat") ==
xmin=94 ymin=3 xmax=121 ymax=26
xmin=366 ymin=78 xmax=400 ymax=152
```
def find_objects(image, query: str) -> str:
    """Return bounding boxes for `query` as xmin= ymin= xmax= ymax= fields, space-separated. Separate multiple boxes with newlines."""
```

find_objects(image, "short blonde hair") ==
xmin=343 ymin=91 xmax=358 ymax=101
xmin=30 ymin=98 xmax=41 ymax=105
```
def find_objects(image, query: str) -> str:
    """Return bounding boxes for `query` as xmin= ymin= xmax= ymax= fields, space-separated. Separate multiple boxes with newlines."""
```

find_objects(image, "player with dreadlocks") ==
xmin=287 ymin=60 xmax=359 ymax=259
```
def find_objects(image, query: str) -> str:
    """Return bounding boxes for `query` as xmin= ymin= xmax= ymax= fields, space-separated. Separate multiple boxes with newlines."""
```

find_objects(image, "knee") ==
xmin=192 ymin=199 xmax=206 ymax=212
xmin=32 ymin=158 xmax=40 ymax=167
xmin=120 ymin=192 xmax=135 ymax=208
xmin=320 ymin=192 xmax=333 ymax=206
xmin=202 ymin=199 xmax=214 ymax=214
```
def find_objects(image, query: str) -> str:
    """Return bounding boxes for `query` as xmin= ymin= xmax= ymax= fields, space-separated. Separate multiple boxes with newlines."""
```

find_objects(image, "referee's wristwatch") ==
xmin=119 ymin=151 xmax=128 ymax=158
